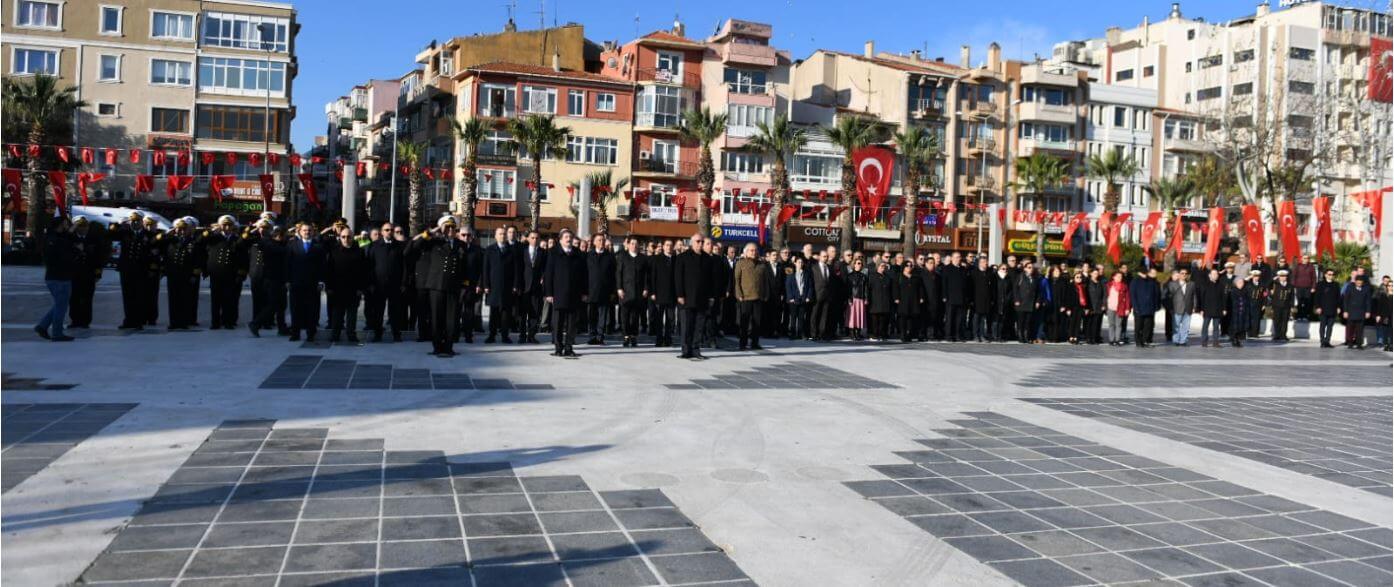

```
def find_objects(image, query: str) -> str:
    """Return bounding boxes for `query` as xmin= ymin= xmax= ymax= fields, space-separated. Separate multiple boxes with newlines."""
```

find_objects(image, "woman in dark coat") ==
xmin=844 ymin=258 xmax=869 ymax=341
xmin=1227 ymin=277 xmax=1250 ymax=347
xmin=892 ymin=263 xmax=925 ymax=343
xmin=867 ymin=262 xmax=895 ymax=341
xmin=1064 ymin=272 xmax=1087 ymax=344
xmin=1051 ymin=268 xmax=1075 ymax=343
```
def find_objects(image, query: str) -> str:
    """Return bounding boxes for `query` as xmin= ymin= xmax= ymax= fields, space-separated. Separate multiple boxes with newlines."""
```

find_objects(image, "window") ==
xmin=96 ymin=103 xmax=118 ymax=117
xmin=596 ymin=93 xmax=616 ymax=112
xmin=150 ymin=151 xmax=181 ymax=177
xmin=649 ymin=140 xmax=678 ymax=172
xmin=1113 ymin=106 xmax=1127 ymax=128
xmin=1196 ymin=86 xmax=1222 ymax=101
xmin=521 ymin=86 xmax=556 ymax=114
xmin=1185 ymin=62 xmax=1193 ymax=73
xmin=479 ymin=130 xmax=512 ymax=157
xmin=1143 ymin=65 xmax=1155 ymax=77
xmin=476 ymin=169 xmax=515 ymax=200
xmin=151 ymin=108 xmax=189 ymax=133
xmin=791 ymin=153 xmax=840 ymax=185
xmin=197 ymin=57 xmax=286 ymax=96
xmin=11 ymin=48 xmax=58 ymax=75
xmin=479 ymin=84 xmax=515 ymax=117
xmin=1164 ymin=119 xmax=1196 ymax=140
xmin=195 ymin=105 xmax=287 ymax=143
xmin=16 ymin=0 xmax=60 ymax=28
xmin=724 ymin=68 xmax=767 ymax=94
xmin=201 ymin=12 xmax=289 ymax=52
xmin=1233 ymin=82 xmax=1253 ymax=96
xmin=728 ymin=104 xmax=772 ymax=129
xmin=1289 ymin=47 xmax=1315 ymax=61
xmin=1023 ymin=86 xmax=1069 ymax=106
xmin=100 ymin=5 xmax=122 ymax=34
xmin=567 ymin=90 xmax=584 ymax=116
xmin=637 ymin=85 xmax=685 ymax=128
xmin=1114 ymin=69 xmax=1134 ymax=82
xmin=721 ymin=151 xmax=764 ymax=174
xmin=1288 ymin=80 xmax=1315 ymax=94
xmin=1187 ymin=29 xmax=1196 ymax=40
xmin=975 ymin=85 xmax=994 ymax=103
xmin=151 ymin=59 xmax=192 ymax=85
xmin=655 ymin=51 xmax=683 ymax=81
xmin=1198 ymin=55 xmax=1223 ymax=69
xmin=565 ymin=136 xmax=618 ymax=165
xmin=98 ymin=54 xmax=121 ymax=81
xmin=151 ymin=11 xmax=195 ymax=40
xmin=1233 ymin=49 xmax=1254 ymax=63
xmin=1019 ymin=122 xmax=1070 ymax=143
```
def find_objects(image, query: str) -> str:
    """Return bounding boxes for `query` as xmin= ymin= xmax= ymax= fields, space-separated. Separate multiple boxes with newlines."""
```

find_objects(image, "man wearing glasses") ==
xmin=365 ymin=222 xmax=407 ymax=342
xmin=1314 ymin=269 xmax=1342 ymax=348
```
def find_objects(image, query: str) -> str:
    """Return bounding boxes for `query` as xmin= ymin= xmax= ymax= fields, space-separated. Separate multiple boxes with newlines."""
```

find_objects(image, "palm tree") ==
xmin=2 ymin=75 xmax=84 ymax=239
xmin=1143 ymin=176 xmax=1195 ymax=271
xmin=395 ymin=141 xmax=426 ymax=234
xmin=449 ymin=117 xmax=489 ymax=233
xmin=824 ymin=115 xmax=886 ymax=251
xmin=746 ymin=116 xmax=807 ymax=251
xmin=506 ymin=114 xmax=572 ymax=231
xmin=1085 ymin=149 xmax=1140 ymax=214
xmin=570 ymin=169 xmax=629 ymax=236
xmin=1013 ymin=152 xmax=1072 ymax=264
xmin=892 ymin=126 xmax=940 ymax=258
xmin=1187 ymin=154 xmax=1238 ymax=208
xmin=680 ymin=108 xmax=727 ymax=235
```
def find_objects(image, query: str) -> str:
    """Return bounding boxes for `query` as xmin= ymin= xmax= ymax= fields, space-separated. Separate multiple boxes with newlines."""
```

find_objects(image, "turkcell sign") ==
xmin=711 ymin=224 xmax=760 ymax=242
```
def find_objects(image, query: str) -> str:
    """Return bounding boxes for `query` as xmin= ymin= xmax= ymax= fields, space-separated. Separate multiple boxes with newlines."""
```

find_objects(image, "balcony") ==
xmin=637 ymin=67 xmax=702 ymax=88
xmin=352 ymin=107 xmax=368 ymax=122
xmin=722 ymin=43 xmax=777 ymax=67
xmin=968 ymin=101 xmax=997 ymax=119
xmin=722 ymin=170 xmax=771 ymax=183
xmin=636 ymin=112 xmax=684 ymax=132
xmin=1021 ymin=68 xmax=1079 ymax=87
xmin=635 ymin=157 xmax=699 ymax=178
xmin=965 ymin=174 xmax=996 ymax=192
xmin=966 ymin=136 xmax=996 ymax=154
xmin=1163 ymin=136 xmax=1208 ymax=153
xmin=1018 ymin=137 xmax=1078 ymax=157
xmin=910 ymin=98 xmax=944 ymax=119
xmin=1017 ymin=101 xmax=1077 ymax=125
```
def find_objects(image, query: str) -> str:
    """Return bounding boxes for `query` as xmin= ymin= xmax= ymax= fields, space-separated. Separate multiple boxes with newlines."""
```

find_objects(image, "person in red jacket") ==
xmin=1105 ymin=271 xmax=1131 ymax=345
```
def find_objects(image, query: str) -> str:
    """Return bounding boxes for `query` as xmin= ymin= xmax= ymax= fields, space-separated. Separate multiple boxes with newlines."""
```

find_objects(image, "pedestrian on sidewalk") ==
xmin=35 ymin=217 xmax=77 ymax=342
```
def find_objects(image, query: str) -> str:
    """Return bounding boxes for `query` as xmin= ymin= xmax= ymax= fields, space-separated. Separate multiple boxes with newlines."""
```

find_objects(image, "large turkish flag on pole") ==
xmin=1202 ymin=207 xmax=1225 ymax=268
xmin=1312 ymin=196 xmax=1335 ymax=260
xmin=1241 ymin=204 xmax=1265 ymax=260
xmin=852 ymin=146 xmax=894 ymax=226
xmin=1140 ymin=211 xmax=1163 ymax=256
xmin=1276 ymin=200 xmax=1301 ymax=265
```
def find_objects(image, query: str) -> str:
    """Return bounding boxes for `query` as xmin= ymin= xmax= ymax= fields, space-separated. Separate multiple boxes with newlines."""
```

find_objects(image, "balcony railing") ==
xmin=967 ymin=136 xmax=996 ymax=152
xmin=965 ymin=175 xmax=996 ymax=191
xmin=636 ymin=158 xmax=700 ymax=177
xmin=637 ymin=67 xmax=703 ymax=87
xmin=910 ymin=98 xmax=944 ymax=119
xmin=722 ymin=170 xmax=770 ymax=183
xmin=636 ymin=111 xmax=683 ymax=129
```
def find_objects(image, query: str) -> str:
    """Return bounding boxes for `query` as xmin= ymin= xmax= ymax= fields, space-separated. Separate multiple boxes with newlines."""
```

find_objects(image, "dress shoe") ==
xmin=33 ymin=326 xmax=50 ymax=340
xmin=393 ymin=332 xmax=403 ymax=342
xmin=52 ymin=334 xmax=75 ymax=342
xmin=372 ymin=331 xmax=383 ymax=343
xmin=248 ymin=323 xmax=260 ymax=338
xmin=502 ymin=336 xmax=513 ymax=344
xmin=750 ymin=343 xmax=764 ymax=351
xmin=347 ymin=332 xmax=360 ymax=343
xmin=306 ymin=332 xmax=317 ymax=343
xmin=485 ymin=335 xmax=496 ymax=343
xmin=210 ymin=324 xmax=222 ymax=330
xmin=289 ymin=333 xmax=301 ymax=342
xmin=563 ymin=349 xmax=579 ymax=358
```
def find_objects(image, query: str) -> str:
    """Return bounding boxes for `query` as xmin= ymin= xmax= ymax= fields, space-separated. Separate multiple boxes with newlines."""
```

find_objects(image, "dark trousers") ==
xmin=787 ymin=302 xmax=808 ymax=339
xmin=1164 ymin=307 xmax=1175 ymax=341
xmin=253 ymin=280 xmax=287 ymax=332
xmin=414 ymin=288 xmax=432 ymax=339
xmin=1135 ymin=314 xmax=1155 ymax=346
xmin=1296 ymin=289 xmax=1313 ymax=320
xmin=250 ymin=277 xmax=266 ymax=324
xmin=289 ymin=284 xmax=320 ymax=337
xmin=209 ymin=274 xmax=241 ymax=327
xmin=69 ymin=276 xmax=97 ymax=327
xmin=428 ymin=289 xmax=459 ymax=353
xmin=489 ymin=305 xmax=513 ymax=338
xmin=945 ymin=304 xmax=965 ymax=340
xmin=898 ymin=313 xmax=916 ymax=342
xmin=809 ymin=298 xmax=831 ymax=339
xmin=620 ymin=303 xmax=643 ymax=338
xmin=870 ymin=313 xmax=890 ymax=339
xmin=679 ymin=307 xmax=702 ymax=355
xmin=1069 ymin=312 xmax=1084 ymax=340
xmin=652 ymin=303 xmax=675 ymax=343
xmin=365 ymin=288 xmax=405 ymax=335
xmin=587 ymin=302 xmax=612 ymax=338
xmin=1247 ymin=306 xmax=1263 ymax=337
xmin=145 ymin=275 xmax=161 ymax=324
xmin=119 ymin=271 xmax=151 ymax=327
xmin=551 ymin=307 xmax=579 ymax=353
xmin=1016 ymin=310 xmax=1034 ymax=342
xmin=973 ymin=312 xmax=990 ymax=340
xmin=458 ymin=294 xmax=478 ymax=341
xmin=1320 ymin=315 xmax=1336 ymax=345
xmin=1346 ymin=319 xmax=1366 ymax=346
xmin=737 ymin=300 xmax=762 ymax=347
xmin=1087 ymin=312 xmax=1103 ymax=343
xmin=519 ymin=293 xmax=543 ymax=339
xmin=328 ymin=290 xmax=360 ymax=334
xmin=1272 ymin=308 xmax=1290 ymax=340
xmin=167 ymin=274 xmax=198 ymax=328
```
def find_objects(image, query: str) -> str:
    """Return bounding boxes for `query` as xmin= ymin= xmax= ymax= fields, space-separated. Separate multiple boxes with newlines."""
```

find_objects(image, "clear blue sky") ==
xmin=288 ymin=0 xmax=1299 ymax=151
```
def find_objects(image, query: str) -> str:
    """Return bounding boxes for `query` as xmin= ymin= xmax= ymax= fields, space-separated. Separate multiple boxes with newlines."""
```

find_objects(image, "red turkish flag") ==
xmin=378 ymin=162 xmax=389 ymax=171
xmin=80 ymin=147 xmax=94 ymax=164
xmin=153 ymin=151 xmax=167 ymax=167
xmin=56 ymin=146 xmax=70 ymax=164
xmin=47 ymin=171 xmax=68 ymax=214
xmin=423 ymin=167 xmax=434 ymax=180
xmin=355 ymin=161 xmax=366 ymax=177
xmin=166 ymin=175 xmax=194 ymax=200
xmin=1097 ymin=211 xmax=1115 ymax=237
xmin=1140 ymin=211 xmax=1163 ymax=256
xmin=258 ymin=174 xmax=275 ymax=209
xmin=1312 ymin=196 xmax=1335 ymax=260
xmin=800 ymin=205 xmax=826 ymax=220
xmin=852 ymin=146 xmax=895 ymax=226
xmin=267 ymin=153 xmax=281 ymax=166
xmin=1107 ymin=213 xmax=1132 ymax=263
xmin=201 ymin=152 xmax=215 ymax=166
xmin=178 ymin=150 xmax=190 ymax=168
xmin=225 ymin=152 xmax=239 ymax=167
xmin=77 ymin=172 xmax=106 ymax=205
xmin=775 ymin=203 xmax=800 ymax=228
xmin=135 ymin=174 xmax=154 ymax=195
xmin=290 ymin=154 xmax=303 ymax=168
xmin=298 ymin=173 xmax=322 ymax=209
xmin=6 ymin=145 xmax=20 ymax=159
xmin=209 ymin=175 xmax=235 ymax=202
xmin=3 ymin=168 xmax=22 ymax=209
xmin=129 ymin=149 xmax=141 ymax=164
xmin=1062 ymin=212 xmax=1087 ymax=250
xmin=826 ymin=205 xmax=848 ymax=229
xmin=755 ymin=202 xmax=776 ymax=244
xmin=1370 ymin=36 xmax=1392 ymax=103
xmin=1202 ymin=207 xmax=1225 ymax=268
xmin=311 ymin=156 xmax=324 ymax=165
xmin=1240 ymin=204 xmax=1266 ymax=260
xmin=248 ymin=153 xmax=263 ymax=168
xmin=104 ymin=149 xmax=118 ymax=166
xmin=1166 ymin=214 xmax=1185 ymax=257
xmin=1277 ymin=200 xmax=1301 ymax=265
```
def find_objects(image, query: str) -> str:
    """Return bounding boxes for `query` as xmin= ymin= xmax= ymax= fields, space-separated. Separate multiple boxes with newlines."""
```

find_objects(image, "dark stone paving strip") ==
xmin=78 ymin=419 xmax=751 ymax=586
xmin=666 ymin=361 xmax=898 ymax=390
xmin=1 ymin=403 xmax=137 ymax=492
xmin=930 ymin=341 xmax=1390 ymax=361
xmin=256 ymin=356 xmax=554 ymax=392
xmin=1017 ymin=363 xmax=1392 ymax=388
xmin=1026 ymin=396 xmax=1393 ymax=497
xmin=845 ymin=411 xmax=1392 ymax=587
xmin=1 ymin=372 xmax=78 ymax=390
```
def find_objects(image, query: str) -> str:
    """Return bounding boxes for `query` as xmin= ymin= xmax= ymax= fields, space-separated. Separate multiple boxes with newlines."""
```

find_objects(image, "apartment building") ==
xmin=324 ymin=79 xmax=399 ymax=219
xmin=2 ymin=0 xmax=298 ymax=220
xmin=1082 ymin=84 xmax=1159 ymax=244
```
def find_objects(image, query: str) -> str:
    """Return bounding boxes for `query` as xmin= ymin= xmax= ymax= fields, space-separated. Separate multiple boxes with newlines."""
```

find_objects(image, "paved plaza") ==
xmin=2 ymin=266 xmax=1391 ymax=586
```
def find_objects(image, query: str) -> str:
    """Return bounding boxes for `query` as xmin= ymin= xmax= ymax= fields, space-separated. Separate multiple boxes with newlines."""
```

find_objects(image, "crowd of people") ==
xmin=32 ymin=211 xmax=1394 ymax=355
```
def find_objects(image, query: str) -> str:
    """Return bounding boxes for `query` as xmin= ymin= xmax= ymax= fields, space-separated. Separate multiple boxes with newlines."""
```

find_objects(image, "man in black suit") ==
xmin=674 ymin=233 xmax=711 ymax=359
xmin=364 ymin=222 xmax=407 ymax=342
xmin=408 ymin=216 xmax=472 ymax=356
xmin=809 ymin=250 xmax=833 ymax=340
xmin=647 ymin=239 xmax=677 ymax=347
xmin=518 ymin=229 xmax=546 ymax=344
xmin=585 ymin=234 xmax=616 ymax=345
xmin=481 ymin=226 xmax=519 ymax=343
xmin=761 ymin=249 xmax=785 ymax=339
xmin=406 ymin=227 xmax=433 ymax=342
xmin=285 ymin=222 xmax=327 ymax=342
xmin=940 ymin=251 xmax=968 ymax=341
xmin=458 ymin=229 xmax=484 ymax=342
xmin=544 ymin=229 xmax=588 ymax=357
xmin=919 ymin=256 xmax=942 ymax=340
xmin=703 ymin=240 xmax=731 ymax=348
xmin=615 ymin=236 xmax=648 ymax=347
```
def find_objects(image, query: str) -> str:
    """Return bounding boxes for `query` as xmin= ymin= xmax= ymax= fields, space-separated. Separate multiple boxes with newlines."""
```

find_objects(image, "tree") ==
xmin=2 ymin=75 xmax=84 ymax=240
xmin=1186 ymin=154 xmax=1239 ymax=207
xmin=746 ymin=116 xmax=806 ymax=251
xmin=679 ymin=108 xmax=727 ymax=235
xmin=1085 ymin=148 xmax=1139 ymax=214
xmin=507 ymin=115 xmax=571 ymax=231
xmin=1143 ymin=176 xmax=1195 ymax=271
xmin=449 ymin=117 xmax=489 ymax=233
xmin=892 ymin=126 xmax=940 ymax=258
xmin=395 ymin=141 xmax=426 ymax=235
xmin=571 ymin=169 xmax=629 ymax=236
xmin=1012 ymin=152 xmax=1071 ymax=264
xmin=824 ymin=115 xmax=886 ymax=252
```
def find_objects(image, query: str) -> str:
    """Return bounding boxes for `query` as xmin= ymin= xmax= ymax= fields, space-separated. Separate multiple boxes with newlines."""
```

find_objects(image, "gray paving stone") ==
xmin=550 ymin=532 xmax=642 ymax=560
xmin=1056 ymin=552 xmax=1166 ymax=583
xmin=467 ymin=536 xmax=554 ymax=565
xmin=106 ymin=524 xmax=208 ymax=552
xmin=183 ymin=546 xmax=287 ymax=577
xmin=649 ymin=552 xmax=750 ymax=584
xmin=379 ymin=539 xmax=468 ymax=569
xmin=470 ymin=562 xmax=567 ymax=586
xmin=381 ymin=515 xmax=460 ymax=540
xmin=563 ymin=556 xmax=659 ymax=587
xmin=201 ymin=521 xmax=295 ymax=547
xmin=988 ymin=558 xmax=1094 ymax=587
xmin=294 ymin=519 xmax=380 ymax=544
xmin=944 ymin=535 xmax=1040 ymax=562
xmin=462 ymin=513 xmax=544 ymax=537
xmin=283 ymin=543 xmax=377 ymax=572
xmin=612 ymin=507 xmax=695 ymax=531
xmin=1122 ymin=547 xmax=1225 ymax=576
xmin=82 ymin=550 xmax=192 ymax=581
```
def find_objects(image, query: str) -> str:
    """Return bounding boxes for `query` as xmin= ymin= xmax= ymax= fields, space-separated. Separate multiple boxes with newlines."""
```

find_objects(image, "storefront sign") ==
xmin=648 ymin=206 xmax=679 ymax=221
xmin=788 ymin=225 xmax=841 ymax=244
xmin=915 ymin=231 xmax=953 ymax=249
xmin=1005 ymin=235 xmax=1068 ymax=257
xmin=711 ymin=224 xmax=759 ymax=242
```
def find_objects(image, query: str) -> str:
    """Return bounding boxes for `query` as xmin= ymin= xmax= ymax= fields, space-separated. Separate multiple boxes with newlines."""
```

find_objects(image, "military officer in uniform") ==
xmin=159 ymin=218 xmax=203 ymax=329
xmin=140 ymin=215 xmax=164 ymax=325
xmin=1269 ymin=269 xmax=1295 ymax=342
xmin=201 ymin=215 xmax=249 ymax=329
xmin=408 ymin=216 xmax=471 ymax=356
xmin=67 ymin=217 xmax=109 ymax=329
xmin=1244 ymin=269 xmax=1267 ymax=338
xmin=109 ymin=211 xmax=160 ymax=329
xmin=248 ymin=225 xmax=289 ymax=337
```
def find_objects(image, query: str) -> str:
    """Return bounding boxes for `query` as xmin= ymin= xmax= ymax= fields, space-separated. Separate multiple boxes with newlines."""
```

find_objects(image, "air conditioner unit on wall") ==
xmin=639 ymin=151 xmax=651 ymax=160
